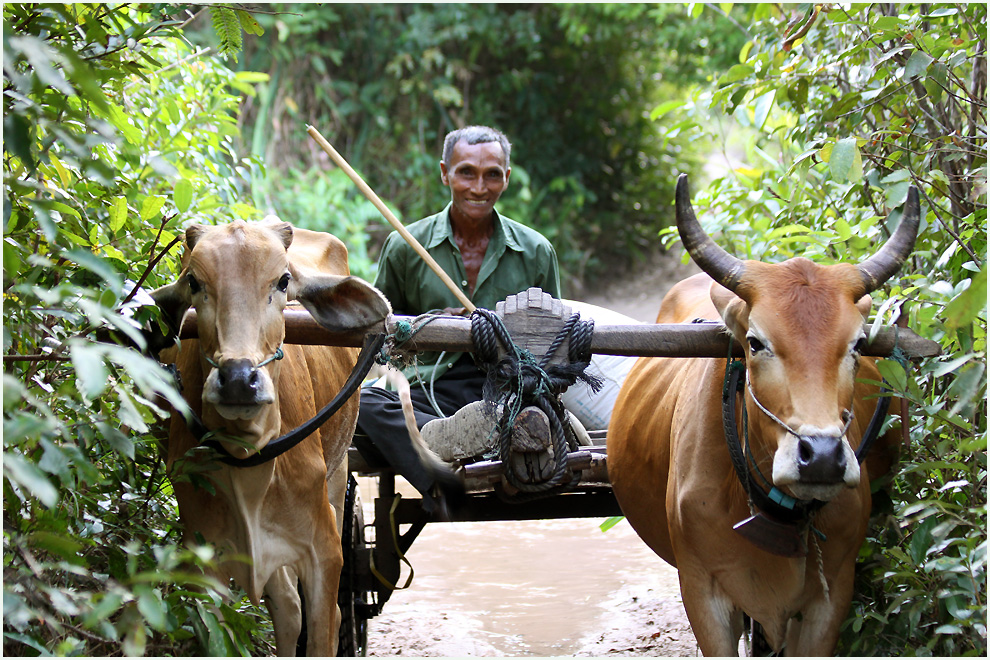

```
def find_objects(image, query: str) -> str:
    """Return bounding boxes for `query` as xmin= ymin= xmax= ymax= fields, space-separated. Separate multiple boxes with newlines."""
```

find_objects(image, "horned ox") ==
xmin=152 ymin=219 xmax=390 ymax=655
xmin=607 ymin=175 xmax=917 ymax=655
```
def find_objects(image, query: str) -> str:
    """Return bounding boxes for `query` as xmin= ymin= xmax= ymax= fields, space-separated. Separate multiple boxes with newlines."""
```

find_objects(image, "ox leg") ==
xmin=326 ymin=457 xmax=349 ymax=649
xmin=297 ymin=503 xmax=343 ymax=657
xmin=784 ymin=565 xmax=855 ymax=655
xmin=327 ymin=456 xmax=348 ymax=533
xmin=297 ymin=557 xmax=341 ymax=656
xmin=265 ymin=566 xmax=302 ymax=656
xmin=678 ymin=568 xmax=743 ymax=656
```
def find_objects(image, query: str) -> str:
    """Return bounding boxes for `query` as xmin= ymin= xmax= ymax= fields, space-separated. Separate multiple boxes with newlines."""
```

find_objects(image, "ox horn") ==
xmin=857 ymin=186 xmax=921 ymax=295
xmin=675 ymin=173 xmax=746 ymax=292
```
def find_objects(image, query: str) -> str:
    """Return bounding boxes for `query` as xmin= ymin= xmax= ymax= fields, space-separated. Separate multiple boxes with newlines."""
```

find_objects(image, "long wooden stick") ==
xmin=306 ymin=125 xmax=476 ymax=312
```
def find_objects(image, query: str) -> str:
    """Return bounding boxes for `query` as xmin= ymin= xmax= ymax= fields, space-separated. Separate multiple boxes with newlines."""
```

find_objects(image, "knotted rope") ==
xmin=377 ymin=311 xmax=457 ymax=418
xmin=470 ymin=308 xmax=602 ymax=496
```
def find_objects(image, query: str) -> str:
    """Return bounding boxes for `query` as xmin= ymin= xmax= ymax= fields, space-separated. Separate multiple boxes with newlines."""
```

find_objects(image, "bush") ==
xmin=3 ymin=4 xmax=274 ymax=654
xmin=669 ymin=4 xmax=986 ymax=655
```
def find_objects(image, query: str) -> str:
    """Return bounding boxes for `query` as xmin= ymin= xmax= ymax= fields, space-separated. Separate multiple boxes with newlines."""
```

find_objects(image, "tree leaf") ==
xmin=3 ymin=454 xmax=59 ymax=508
xmin=135 ymin=585 xmax=167 ymax=632
xmin=65 ymin=249 xmax=122 ymax=292
xmin=49 ymin=155 xmax=72 ymax=188
xmin=140 ymin=195 xmax=166 ymax=221
xmin=106 ymin=101 xmax=143 ymax=145
xmin=109 ymin=196 xmax=128 ymax=232
xmin=944 ymin=267 xmax=987 ymax=329
xmin=236 ymin=10 xmax=265 ymax=37
xmin=903 ymin=49 xmax=934 ymax=81
xmin=753 ymin=89 xmax=776 ymax=131
xmin=173 ymin=179 xmax=193 ymax=213
xmin=211 ymin=6 xmax=243 ymax=58
xmin=8 ymin=35 xmax=74 ymax=95
xmin=3 ymin=113 xmax=35 ymax=168
xmin=828 ymin=137 xmax=862 ymax=183
xmin=28 ymin=531 xmax=85 ymax=564
xmin=70 ymin=341 xmax=108 ymax=400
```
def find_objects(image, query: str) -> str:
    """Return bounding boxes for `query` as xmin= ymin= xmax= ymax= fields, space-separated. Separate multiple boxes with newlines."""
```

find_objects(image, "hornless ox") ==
xmin=152 ymin=219 xmax=390 ymax=655
xmin=607 ymin=175 xmax=918 ymax=656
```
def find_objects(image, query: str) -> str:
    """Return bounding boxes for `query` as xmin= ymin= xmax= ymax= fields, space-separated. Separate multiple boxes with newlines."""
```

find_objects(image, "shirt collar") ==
xmin=425 ymin=203 xmax=524 ymax=252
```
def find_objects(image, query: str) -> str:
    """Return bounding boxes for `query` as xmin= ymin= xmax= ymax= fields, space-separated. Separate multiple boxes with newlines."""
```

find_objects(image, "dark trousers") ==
xmin=353 ymin=355 xmax=487 ymax=504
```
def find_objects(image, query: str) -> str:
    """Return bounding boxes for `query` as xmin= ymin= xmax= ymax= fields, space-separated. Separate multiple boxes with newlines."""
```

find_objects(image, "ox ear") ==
xmin=710 ymin=281 xmax=749 ymax=340
xmin=289 ymin=273 xmax=391 ymax=333
xmin=148 ymin=275 xmax=193 ymax=344
xmin=185 ymin=224 xmax=208 ymax=250
xmin=855 ymin=294 xmax=873 ymax=321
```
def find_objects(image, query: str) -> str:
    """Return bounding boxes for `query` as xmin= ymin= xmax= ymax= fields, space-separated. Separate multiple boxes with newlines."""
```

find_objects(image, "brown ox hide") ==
xmin=154 ymin=219 xmax=390 ymax=656
xmin=607 ymin=175 xmax=914 ymax=656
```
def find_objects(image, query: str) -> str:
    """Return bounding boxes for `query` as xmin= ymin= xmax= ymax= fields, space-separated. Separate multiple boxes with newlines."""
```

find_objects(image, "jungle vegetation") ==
xmin=3 ymin=3 xmax=986 ymax=656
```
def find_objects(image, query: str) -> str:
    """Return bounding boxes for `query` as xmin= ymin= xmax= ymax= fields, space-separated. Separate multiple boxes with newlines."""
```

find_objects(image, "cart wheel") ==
xmin=337 ymin=473 xmax=370 ymax=657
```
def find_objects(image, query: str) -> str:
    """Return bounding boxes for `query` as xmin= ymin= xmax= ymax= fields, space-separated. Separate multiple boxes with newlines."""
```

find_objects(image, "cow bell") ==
xmin=733 ymin=513 xmax=808 ymax=558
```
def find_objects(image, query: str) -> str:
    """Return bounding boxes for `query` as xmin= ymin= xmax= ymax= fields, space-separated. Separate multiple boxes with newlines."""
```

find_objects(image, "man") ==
xmin=353 ymin=125 xmax=561 ymax=512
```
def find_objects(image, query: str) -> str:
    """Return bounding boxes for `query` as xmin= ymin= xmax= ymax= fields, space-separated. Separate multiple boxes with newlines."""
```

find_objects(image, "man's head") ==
xmin=442 ymin=126 xmax=511 ymax=169
xmin=440 ymin=126 xmax=512 ymax=225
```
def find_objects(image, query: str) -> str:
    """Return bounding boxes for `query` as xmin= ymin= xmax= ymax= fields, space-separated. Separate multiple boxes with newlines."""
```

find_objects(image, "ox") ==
xmin=607 ymin=175 xmax=918 ymax=655
xmin=152 ymin=219 xmax=390 ymax=655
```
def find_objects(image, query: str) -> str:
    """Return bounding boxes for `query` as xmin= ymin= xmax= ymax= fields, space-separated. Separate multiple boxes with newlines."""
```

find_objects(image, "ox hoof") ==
xmin=508 ymin=407 xmax=554 ymax=484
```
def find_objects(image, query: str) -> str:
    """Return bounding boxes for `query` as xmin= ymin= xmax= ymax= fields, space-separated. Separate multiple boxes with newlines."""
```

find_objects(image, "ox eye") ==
xmin=277 ymin=273 xmax=290 ymax=293
xmin=187 ymin=274 xmax=201 ymax=295
xmin=747 ymin=336 xmax=767 ymax=354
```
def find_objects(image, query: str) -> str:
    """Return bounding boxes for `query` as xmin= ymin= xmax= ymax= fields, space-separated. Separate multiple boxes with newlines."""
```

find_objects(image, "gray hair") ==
xmin=442 ymin=125 xmax=511 ymax=168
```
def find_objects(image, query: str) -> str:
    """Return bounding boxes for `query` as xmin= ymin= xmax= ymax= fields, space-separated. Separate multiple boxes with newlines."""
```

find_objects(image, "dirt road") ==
xmin=363 ymin=511 xmax=698 ymax=657
xmin=361 ymin=250 xmax=702 ymax=657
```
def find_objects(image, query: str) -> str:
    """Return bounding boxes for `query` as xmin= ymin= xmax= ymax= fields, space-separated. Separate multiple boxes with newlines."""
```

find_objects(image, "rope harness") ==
xmin=471 ymin=308 xmax=602 ymax=497
xmin=721 ymin=338 xmax=897 ymax=555
xmin=173 ymin=333 xmax=386 ymax=467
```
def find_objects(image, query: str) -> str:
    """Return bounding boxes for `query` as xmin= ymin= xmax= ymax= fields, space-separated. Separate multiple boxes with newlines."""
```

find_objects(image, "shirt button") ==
xmin=461 ymin=280 xmax=468 ymax=287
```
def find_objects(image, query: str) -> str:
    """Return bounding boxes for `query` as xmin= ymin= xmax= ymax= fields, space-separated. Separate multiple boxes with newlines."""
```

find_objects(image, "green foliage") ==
xmin=3 ymin=3 xmax=273 ymax=654
xmin=186 ymin=3 xmax=749 ymax=288
xmin=5 ymin=3 xmax=985 ymax=656
xmin=670 ymin=3 xmax=986 ymax=655
xmin=263 ymin=166 xmax=384 ymax=281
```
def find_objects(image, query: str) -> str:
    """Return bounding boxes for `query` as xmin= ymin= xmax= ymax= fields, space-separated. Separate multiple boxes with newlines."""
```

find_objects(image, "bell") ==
xmin=733 ymin=513 xmax=808 ymax=558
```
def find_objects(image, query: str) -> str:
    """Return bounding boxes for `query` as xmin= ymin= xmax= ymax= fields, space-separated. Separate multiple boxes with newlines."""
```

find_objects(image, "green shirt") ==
xmin=374 ymin=203 xmax=561 ymax=383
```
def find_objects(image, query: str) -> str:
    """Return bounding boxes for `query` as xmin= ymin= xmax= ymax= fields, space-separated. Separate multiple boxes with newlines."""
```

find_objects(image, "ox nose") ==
xmin=796 ymin=434 xmax=847 ymax=483
xmin=215 ymin=359 xmax=263 ymax=405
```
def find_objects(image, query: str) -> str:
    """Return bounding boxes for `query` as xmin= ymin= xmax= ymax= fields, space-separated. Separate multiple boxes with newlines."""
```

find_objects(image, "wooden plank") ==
xmin=178 ymin=308 xmax=941 ymax=359
xmin=384 ymin=488 xmax=623 ymax=523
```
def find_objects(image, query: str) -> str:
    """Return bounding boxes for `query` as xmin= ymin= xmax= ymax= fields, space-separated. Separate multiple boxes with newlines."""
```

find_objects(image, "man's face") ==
xmin=440 ymin=140 xmax=511 ymax=224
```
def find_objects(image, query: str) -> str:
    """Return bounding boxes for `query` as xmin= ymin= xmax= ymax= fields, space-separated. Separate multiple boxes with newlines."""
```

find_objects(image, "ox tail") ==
xmin=385 ymin=368 xmax=465 ymax=517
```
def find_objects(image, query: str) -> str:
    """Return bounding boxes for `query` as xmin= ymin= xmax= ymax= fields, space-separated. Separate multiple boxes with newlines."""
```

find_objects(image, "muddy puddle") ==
xmin=358 ymin=478 xmax=698 ymax=657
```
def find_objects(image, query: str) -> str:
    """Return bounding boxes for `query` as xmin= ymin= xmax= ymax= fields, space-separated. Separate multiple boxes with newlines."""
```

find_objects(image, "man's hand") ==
xmin=440 ymin=307 xmax=469 ymax=317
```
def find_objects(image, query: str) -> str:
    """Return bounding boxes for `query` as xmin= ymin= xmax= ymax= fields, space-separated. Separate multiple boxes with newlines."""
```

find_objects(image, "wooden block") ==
xmin=493 ymin=288 xmax=576 ymax=367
